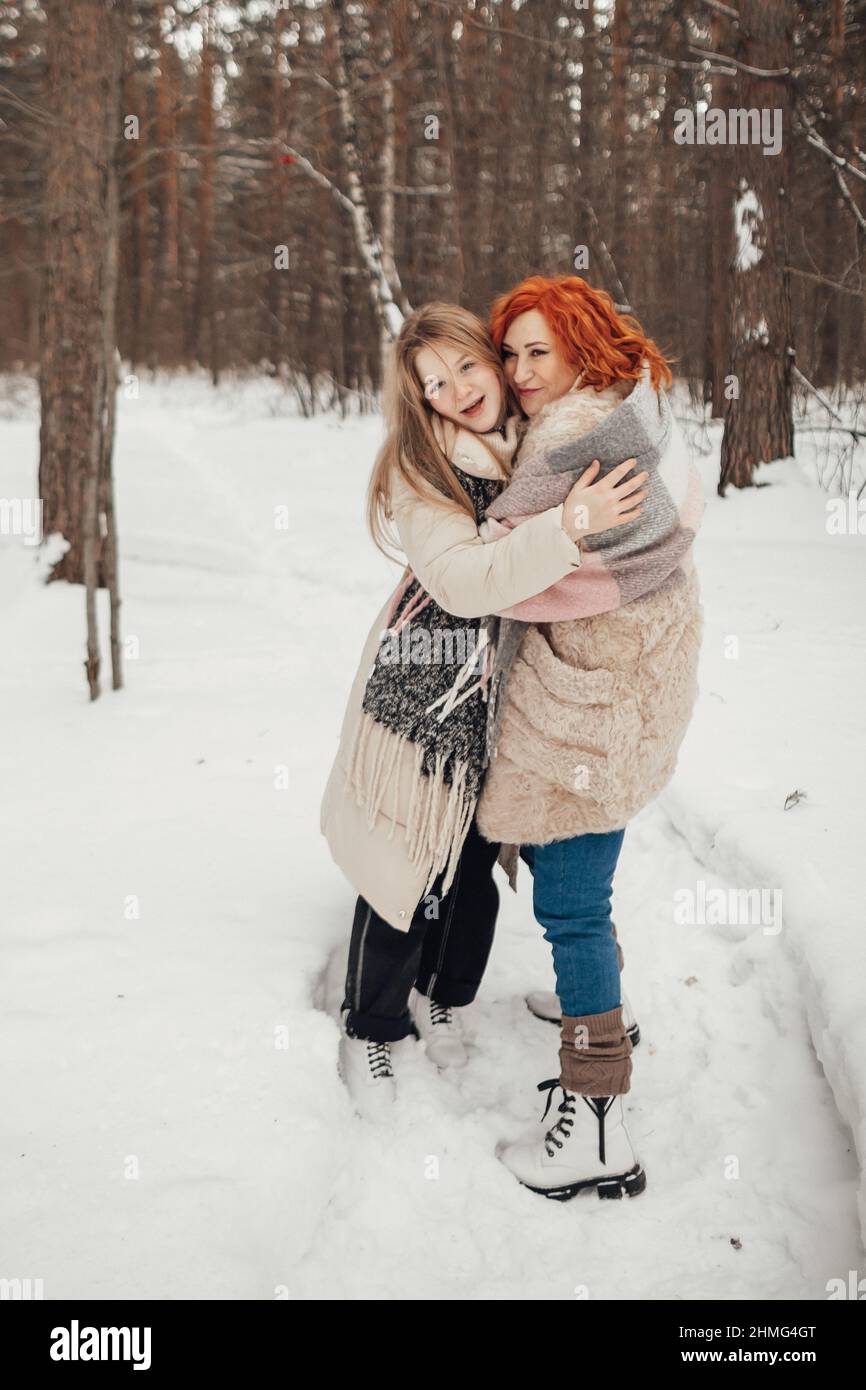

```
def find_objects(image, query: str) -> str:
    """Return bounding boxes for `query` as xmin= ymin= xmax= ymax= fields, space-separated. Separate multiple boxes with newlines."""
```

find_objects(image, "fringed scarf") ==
xmin=344 ymin=454 xmax=511 ymax=901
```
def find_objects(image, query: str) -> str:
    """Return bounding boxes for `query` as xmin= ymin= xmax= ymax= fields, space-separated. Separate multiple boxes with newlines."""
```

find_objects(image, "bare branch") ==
xmin=785 ymin=266 xmax=863 ymax=299
xmin=280 ymin=143 xmax=355 ymax=219
xmin=793 ymin=365 xmax=866 ymax=443
xmin=694 ymin=0 xmax=740 ymax=21
xmin=0 ymin=79 xmax=59 ymax=125
xmin=686 ymin=45 xmax=791 ymax=78
xmin=793 ymin=103 xmax=866 ymax=240
xmin=366 ymin=183 xmax=452 ymax=197
xmin=797 ymin=112 xmax=866 ymax=187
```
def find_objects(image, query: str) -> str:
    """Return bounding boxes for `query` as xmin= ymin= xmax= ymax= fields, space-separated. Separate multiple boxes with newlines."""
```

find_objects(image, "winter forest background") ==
xmin=1 ymin=0 xmax=866 ymax=1303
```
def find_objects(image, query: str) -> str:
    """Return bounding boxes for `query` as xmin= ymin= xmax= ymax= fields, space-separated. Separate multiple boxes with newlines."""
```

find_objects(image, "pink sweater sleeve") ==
xmin=480 ymin=514 xmax=619 ymax=621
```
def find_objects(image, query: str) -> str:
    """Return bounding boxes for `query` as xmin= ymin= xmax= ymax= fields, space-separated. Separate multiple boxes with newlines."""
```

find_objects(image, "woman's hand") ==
xmin=561 ymin=458 xmax=648 ymax=542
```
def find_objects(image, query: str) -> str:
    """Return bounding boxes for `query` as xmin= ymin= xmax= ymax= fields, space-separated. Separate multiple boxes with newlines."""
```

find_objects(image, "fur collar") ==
xmin=431 ymin=411 xmax=521 ymax=481
xmin=520 ymin=380 xmax=630 ymax=463
xmin=523 ymin=363 xmax=669 ymax=474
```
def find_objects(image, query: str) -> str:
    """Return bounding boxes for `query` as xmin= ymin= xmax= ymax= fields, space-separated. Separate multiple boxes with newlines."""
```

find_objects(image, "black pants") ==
xmin=341 ymin=820 xmax=501 ymax=1043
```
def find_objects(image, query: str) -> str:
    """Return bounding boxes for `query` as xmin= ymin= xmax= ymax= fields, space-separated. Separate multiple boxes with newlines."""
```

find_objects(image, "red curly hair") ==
xmin=489 ymin=275 xmax=672 ymax=392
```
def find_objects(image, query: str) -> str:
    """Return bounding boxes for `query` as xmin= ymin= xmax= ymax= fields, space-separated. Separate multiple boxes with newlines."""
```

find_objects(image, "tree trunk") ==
xmin=578 ymin=0 xmax=596 ymax=221
xmin=124 ymin=71 xmax=152 ymax=371
xmin=100 ymin=157 xmax=123 ymax=692
xmin=815 ymin=0 xmax=846 ymax=387
xmin=720 ymin=0 xmax=795 ymax=492
xmin=376 ymin=3 xmax=408 ymax=357
xmin=328 ymin=0 xmax=404 ymax=354
xmin=706 ymin=9 xmax=734 ymax=416
xmin=38 ymin=0 xmax=125 ymax=626
xmin=193 ymin=3 xmax=217 ymax=383
xmin=433 ymin=6 xmax=467 ymax=303
xmin=151 ymin=0 xmax=183 ymax=367
xmin=609 ymin=0 xmax=631 ymax=302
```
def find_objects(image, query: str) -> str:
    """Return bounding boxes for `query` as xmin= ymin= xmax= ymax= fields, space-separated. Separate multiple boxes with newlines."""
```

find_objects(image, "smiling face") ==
xmin=500 ymin=308 xmax=579 ymax=416
xmin=414 ymin=340 xmax=504 ymax=433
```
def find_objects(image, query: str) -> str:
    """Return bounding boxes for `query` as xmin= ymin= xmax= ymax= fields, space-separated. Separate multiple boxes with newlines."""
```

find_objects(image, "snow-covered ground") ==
xmin=1 ymin=373 xmax=863 ymax=1300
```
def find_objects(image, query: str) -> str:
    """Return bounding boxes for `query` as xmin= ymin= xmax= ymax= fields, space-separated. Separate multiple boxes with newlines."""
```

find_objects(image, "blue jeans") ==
xmin=521 ymin=829 xmax=626 ymax=1018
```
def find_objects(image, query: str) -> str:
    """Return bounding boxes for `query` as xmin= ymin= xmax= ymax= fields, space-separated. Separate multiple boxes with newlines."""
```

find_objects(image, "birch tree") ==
xmin=326 ymin=0 xmax=406 ymax=347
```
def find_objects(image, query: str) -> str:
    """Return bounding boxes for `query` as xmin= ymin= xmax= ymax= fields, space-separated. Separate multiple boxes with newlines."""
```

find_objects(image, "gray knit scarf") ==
xmin=482 ymin=368 xmax=704 ymax=762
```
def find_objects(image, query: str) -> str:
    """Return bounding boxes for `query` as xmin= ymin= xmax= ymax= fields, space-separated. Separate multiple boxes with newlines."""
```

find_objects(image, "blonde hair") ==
xmin=367 ymin=303 xmax=513 ymax=558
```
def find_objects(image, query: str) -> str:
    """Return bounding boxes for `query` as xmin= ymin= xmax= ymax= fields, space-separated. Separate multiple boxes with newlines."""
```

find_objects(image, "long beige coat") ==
xmin=320 ymin=420 xmax=585 ymax=931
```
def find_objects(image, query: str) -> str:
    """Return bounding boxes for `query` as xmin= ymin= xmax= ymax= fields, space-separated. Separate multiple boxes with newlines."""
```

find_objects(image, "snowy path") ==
xmin=0 ymin=379 xmax=861 ymax=1299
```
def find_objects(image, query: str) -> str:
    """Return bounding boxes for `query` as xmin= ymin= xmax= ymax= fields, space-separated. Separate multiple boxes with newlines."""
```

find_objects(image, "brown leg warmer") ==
xmin=559 ymin=1006 xmax=633 ymax=1096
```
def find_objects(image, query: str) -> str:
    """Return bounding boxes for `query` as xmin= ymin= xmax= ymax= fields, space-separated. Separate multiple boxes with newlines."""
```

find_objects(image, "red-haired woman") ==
xmin=475 ymin=276 xmax=705 ymax=1200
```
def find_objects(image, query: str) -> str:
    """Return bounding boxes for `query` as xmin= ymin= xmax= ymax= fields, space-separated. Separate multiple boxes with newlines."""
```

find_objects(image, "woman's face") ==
xmin=500 ymin=308 xmax=578 ymax=416
xmin=414 ymin=341 xmax=504 ymax=433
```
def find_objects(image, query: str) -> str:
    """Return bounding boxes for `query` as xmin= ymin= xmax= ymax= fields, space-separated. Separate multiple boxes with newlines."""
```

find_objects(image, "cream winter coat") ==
xmin=320 ymin=417 xmax=584 ymax=931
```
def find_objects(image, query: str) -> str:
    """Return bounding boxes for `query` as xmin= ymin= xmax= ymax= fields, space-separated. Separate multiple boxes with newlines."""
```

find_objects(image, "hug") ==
xmin=321 ymin=274 xmax=704 ymax=1202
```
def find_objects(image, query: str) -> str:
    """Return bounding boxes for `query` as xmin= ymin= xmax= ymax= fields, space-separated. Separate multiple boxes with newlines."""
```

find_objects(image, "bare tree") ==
xmin=3 ymin=0 xmax=864 ymax=420
xmin=720 ymin=0 xmax=795 ymax=491
xmin=327 ymin=0 xmax=405 ymax=348
xmin=38 ymin=0 xmax=126 ymax=696
xmin=191 ymin=0 xmax=217 ymax=382
xmin=705 ymin=6 xmax=735 ymax=416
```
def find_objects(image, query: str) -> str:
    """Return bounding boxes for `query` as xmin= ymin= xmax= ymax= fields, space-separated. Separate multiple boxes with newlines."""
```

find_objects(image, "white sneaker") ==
xmin=525 ymin=989 xmax=640 ymax=1048
xmin=338 ymin=1032 xmax=397 ymax=1118
xmin=498 ymin=1080 xmax=646 ymax=1201
xmin=409 ymin=989 xmax=468 ymax=1069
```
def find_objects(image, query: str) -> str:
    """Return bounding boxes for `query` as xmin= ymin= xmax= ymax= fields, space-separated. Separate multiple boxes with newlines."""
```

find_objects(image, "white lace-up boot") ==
xmin=409 ymin=988 xmax=468 ymax=1068
xmin=498 ymin=1079 xmax=646 ymax=1201
xmin=338 ymin=1032 xmax=397 ymax=1118
xmin=526 ymin=988 xmax=640 ymax=1048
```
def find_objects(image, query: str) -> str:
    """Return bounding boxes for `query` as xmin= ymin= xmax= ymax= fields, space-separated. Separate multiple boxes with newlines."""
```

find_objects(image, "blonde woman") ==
xmin=320 ymin=304 xmax=645 ymax=1117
